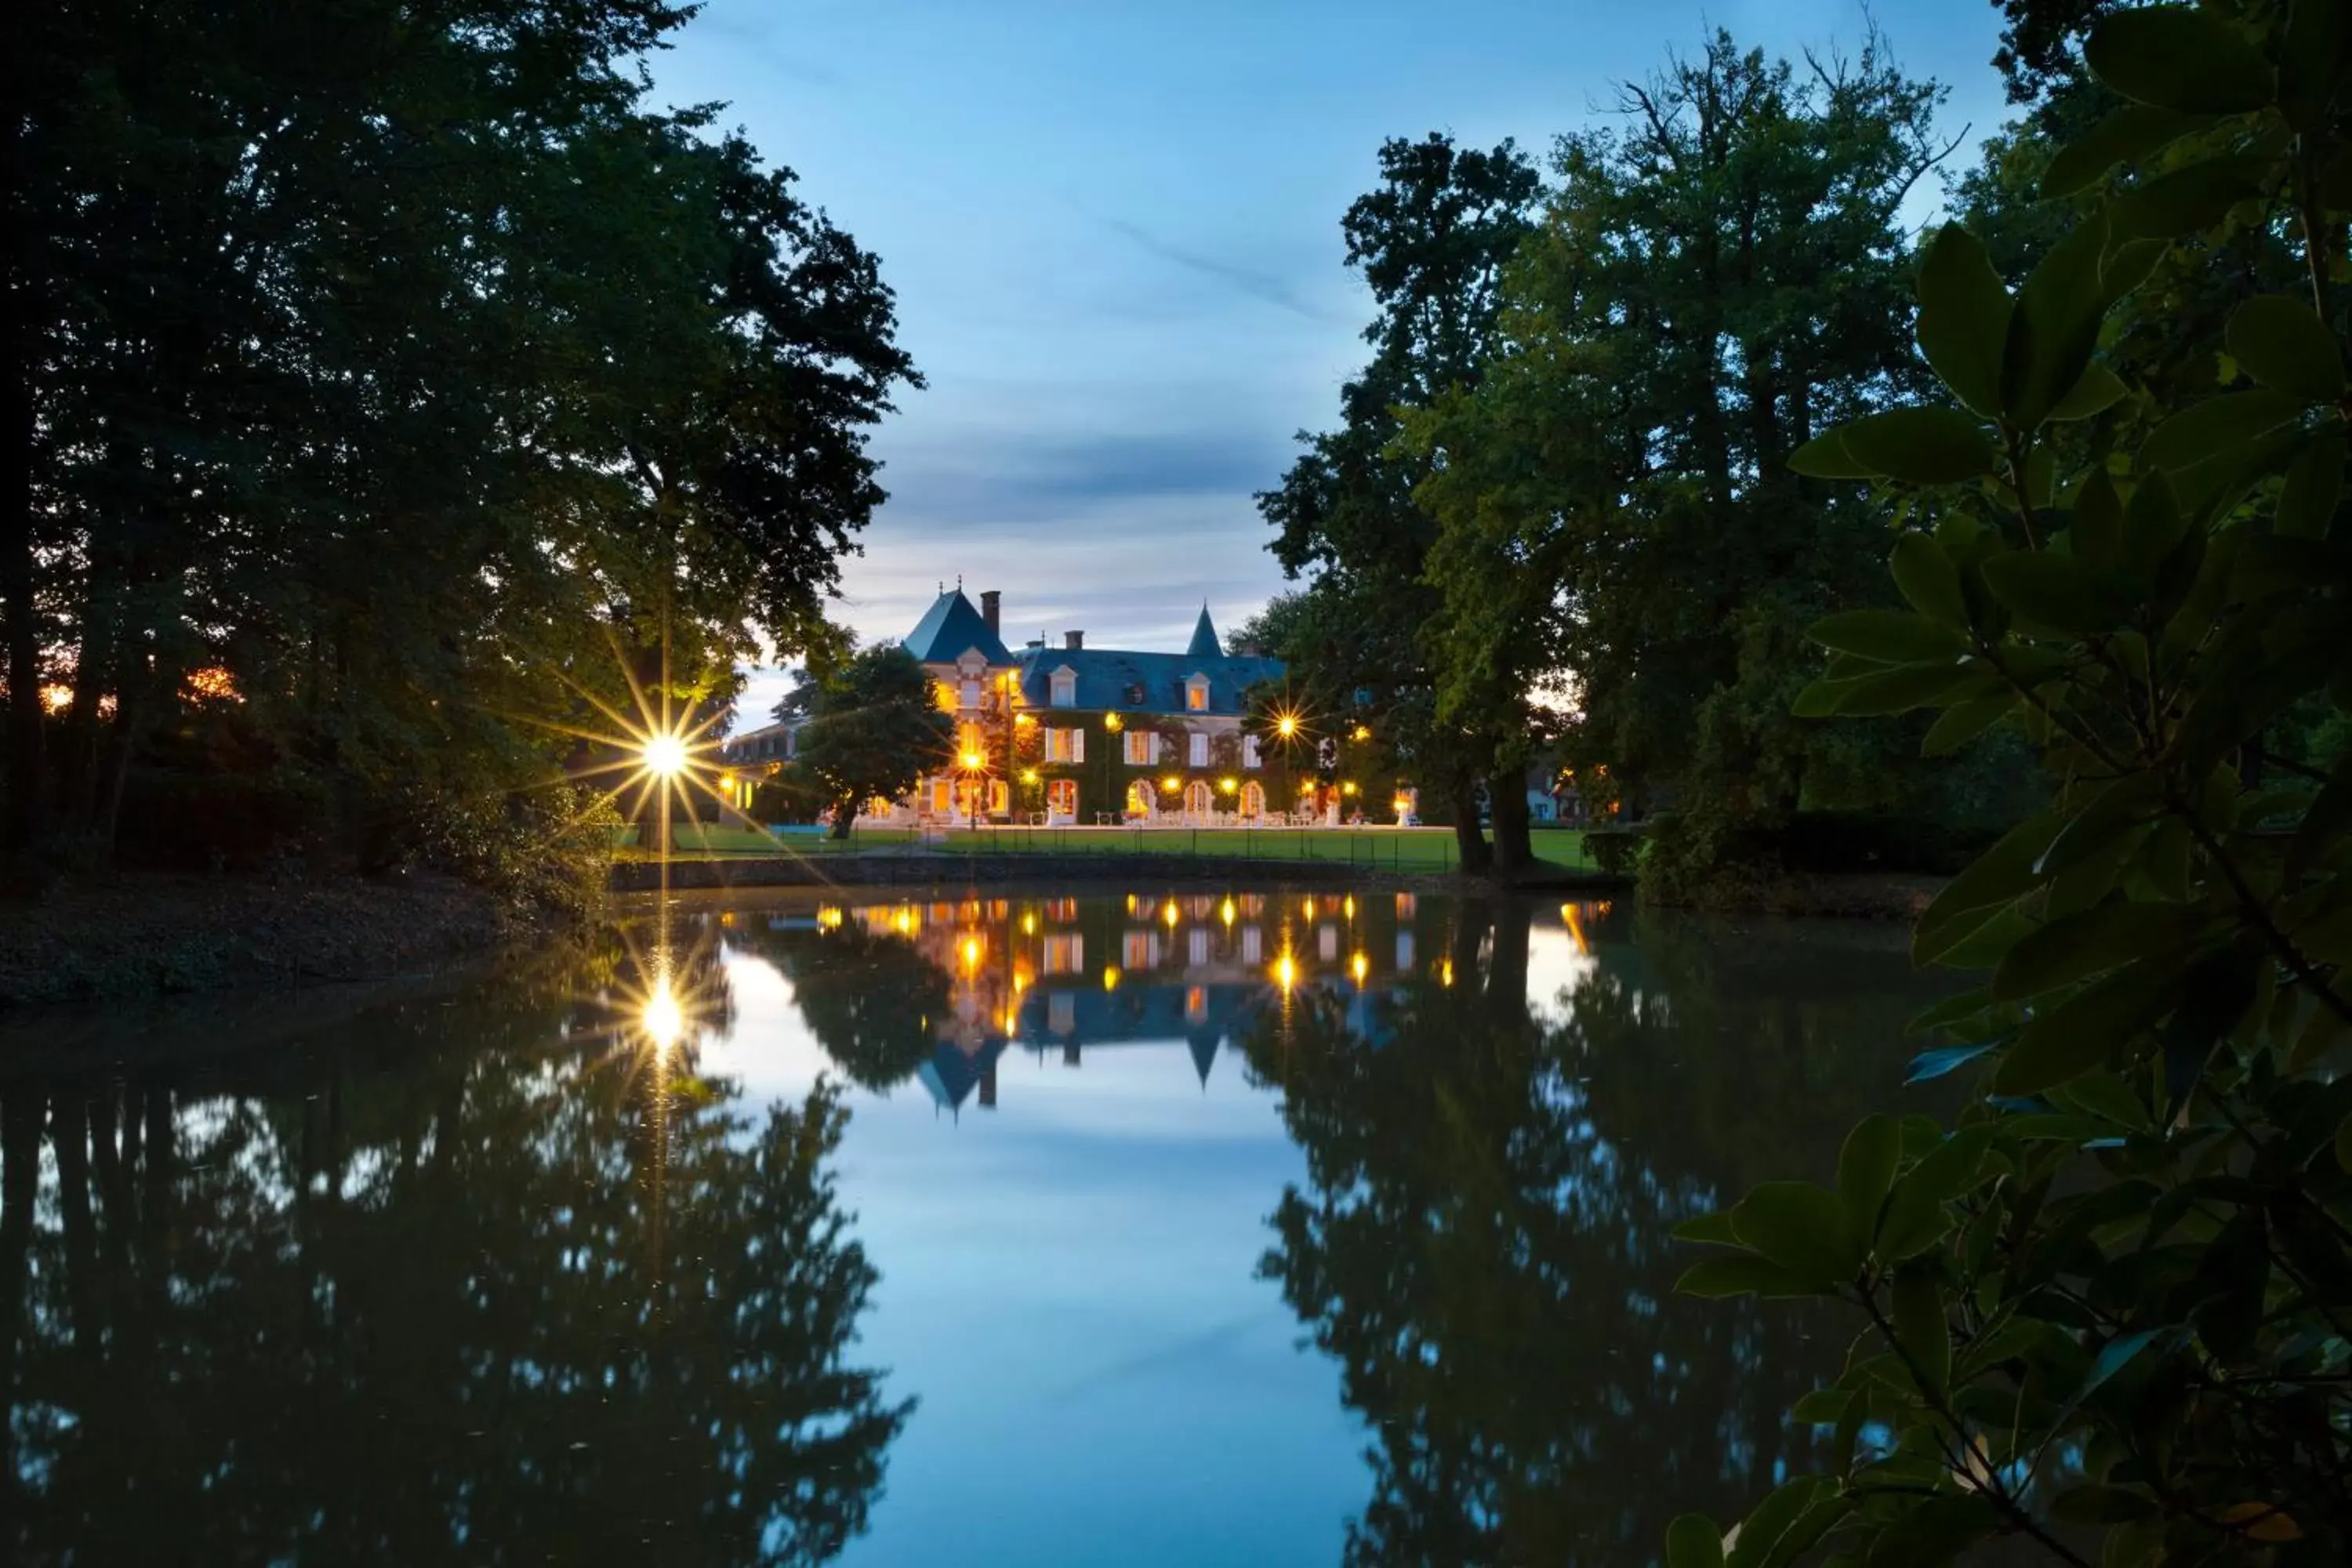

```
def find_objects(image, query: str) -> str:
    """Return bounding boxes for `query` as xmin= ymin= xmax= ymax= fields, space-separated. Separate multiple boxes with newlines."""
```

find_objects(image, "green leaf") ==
xmin=1791 ymin=677 xmax=1866 ymax=718
xmin=2101 ymin=237 xmax=2167 ymax=301
xmin=1730 ymin=1182 xmax=1862 ymax=1285
xmin=1675 ymin=1254 xmax=1834 ymax=1299
xmin=2281 ymin=0 xmax=2352 ymax=129
xmin=2108 ymin=155 xmax=2270 ymax=243
xmin=2085 ymin=7 xmax=2273 ymax=114
xmin=1890 ymin=533 xmax=1970 ymax=628
xmin=1914 ymin=808 xmax=2066 ymax=965
xmin=1835 ymin=408 xmax=1998 ymax=484
xmin=2002 ymin=212 xmax=2112 ymax=430
xmin=1837 ymin=1115 xmax=1903 ymax=1243
xmin=1990 ymin=901 xmax=2211 ymax=1002
xmin=1727 ymin=1479 xmax=1831 ymax=1568
xmin=1979 ymin=551 xmax=2123 ymax=635
xmin=1808 ymin=609 xmax=1967 ymax=663
xmin=2081 ymin=1326 xmax=2168 ymax=1399
xmin=1914 ymin=226 xmax=2010 ymax=418
xmin=1833 ymin=662 xmax=1986 ymax=717
xmin=2290 ymin=750 xmax=2352 ymax=875
xmin=1994 ymin=959 xmax=2184 ymax=1094
xmin=1921 ymin=694 xmax=2015 ymax=757
xmin=2140 ymin=388 xmax=2306 ymax=472
xmin=1671 ymin=1209 xmax=1741 ymax=1245
xmin=1862 ymin=1495 xmax=2000 ymax=1567
xmin=2042 ymin=103 xmax=2211 ymax=197
xmin=1876 ymin=1127 xmax=1994 ymax=1260
xmin=1666 ymin=1514 xmax=1726 ymax=1568
xmin=1909 ymin=988 xmax=1994 ymax=1035
xmin=1907 ymin=1041 xmax=2000 ymax=1084
xmin=2047 ymin=361 xmax=2129 ymax=421
xmin=1788 ymin=427 xmax=1878 ymax=480
xmin=1891 ymin=1265 xmax=1951 ymax=1396
xmin=2226 ymin=296 xmax=2345 ymax=401
xmin=2276 ymin=432 xmax=2346 ymax=540
xmin=2122 ymin=470 xmax=2183 ymax=581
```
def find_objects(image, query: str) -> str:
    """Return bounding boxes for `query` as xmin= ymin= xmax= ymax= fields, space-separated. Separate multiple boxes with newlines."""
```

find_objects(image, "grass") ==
xmin=641 ymin=821 xmax=1595 ymax=872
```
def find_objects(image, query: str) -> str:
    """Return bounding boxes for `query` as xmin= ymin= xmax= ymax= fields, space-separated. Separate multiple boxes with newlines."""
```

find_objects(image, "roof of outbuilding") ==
xmin=902 ymin=589 xmax=1011 ymax=666
xmin=1011 ymin=645 xmax=1283 ymax=716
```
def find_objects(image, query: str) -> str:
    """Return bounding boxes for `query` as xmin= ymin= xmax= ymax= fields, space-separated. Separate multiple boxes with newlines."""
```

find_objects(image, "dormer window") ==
xmin=1185 ymin=673 xmax=1210 ymax=713
xmin=1050 ymin=667 xmax=1078 ymax=708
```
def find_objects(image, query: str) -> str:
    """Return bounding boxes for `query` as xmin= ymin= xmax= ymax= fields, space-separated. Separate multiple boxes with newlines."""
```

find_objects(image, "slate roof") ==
xmin=1012 ymin=646 xmax=1283 ymax=717
xmin=1185 ymin=605 xmax=1222 ymax=661
xmin=902 ymin=589 xmax=1011 ymax=666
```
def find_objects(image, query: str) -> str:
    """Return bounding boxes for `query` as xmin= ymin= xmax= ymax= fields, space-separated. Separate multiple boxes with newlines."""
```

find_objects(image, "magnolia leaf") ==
xmin=1730 ymin=1182 xmax=1862 ymax=1284
xmin=1836 ymin=408 xmax=1998 ymax=484
xmin=1922 ymin=694 xmax=2016 ymax=757
xmin=1915 ymin=808 xmax=2066 ymax=965
xmin=1671 ymin=1209 xmax=1741 ymax=1245
xmin=2140 ymin=388 xmax=2305 ymax=472
xmin=2276 ymin=432 xmax=2346 ymax=540
xmin=1980 ymin=550 xmax=2124 ymax=635
xmin=1891 ymin=1265 xmax=1951 ymax=1397
xmin=1836 ymin=1115 xmax=1904 ymax=1242
xmin=1809 ymin=608 xmax=1967 ymax=663
xmin=2042 ymin=103 xmax=2211 ymax=197
xmin=1665 ymin=1515 xmax=1726 ymax=1568
xmin=1990 ymin=901 xmax=2211 ymax=1002
xmin=1910 ymin=988 xmax=1994 ymax=1034
xmin=2047 ymin=362 xmax=2129 ymax=421
xmin=1860 ymin=1495 xmax=2000 ymax=1568
xmin=1907 ymin=1040 xmax=2001 ymax=1084
xmin=1675 ymin=1254 xmax=1834 ymax=1299
xmin=1890 ymin=533 xmax=1970 ymax=628
xmin=2226 ymin=295 xmax=2345 ymax=401
xmin=2003 ymin=212 xmax=2112 ymax=430
xmin=2085 ymin=6 xmax=2273 ymax=114
xmin=1788 ymin=427 xmax=1878 ymax=479
xmin=1915 ymin=226 xmax=2009 ymax=418
xmin=1791 ymin=677 xmax=1867 ymax=719
xmin=1833 ymin=662 xmax=1985 ymax=717
xmin=1994 ymin=959 xmax=2183 ymax=1094
xmin=2108 ymin=156 xmax=2271 ymax=243
xmin=2071 ymin=467 xmax=2124 ymax=567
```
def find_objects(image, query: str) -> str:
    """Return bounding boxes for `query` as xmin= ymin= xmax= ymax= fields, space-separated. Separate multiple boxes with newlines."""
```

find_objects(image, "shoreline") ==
xmin=608 ymin=849 xmax=1628 ymax=896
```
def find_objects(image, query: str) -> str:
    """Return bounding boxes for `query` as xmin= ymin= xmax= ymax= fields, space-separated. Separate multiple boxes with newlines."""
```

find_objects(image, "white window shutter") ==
xmin=1073 ymin=728 xmax=1085 ymax=763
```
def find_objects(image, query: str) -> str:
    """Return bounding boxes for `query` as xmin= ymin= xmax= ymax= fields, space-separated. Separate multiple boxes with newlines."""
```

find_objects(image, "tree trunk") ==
xmin=1450 ymin=775 xmax=1492 ymax=875
xmin=1490 ymin=770 xmax=1534 ymax=879
xmin=828 ymin=797 xmax=856 ymax=840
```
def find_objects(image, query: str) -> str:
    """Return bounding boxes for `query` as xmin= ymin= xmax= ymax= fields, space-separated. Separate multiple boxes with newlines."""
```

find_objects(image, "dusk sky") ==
xmin=647 ymin=1 xmax=2016 ymax=727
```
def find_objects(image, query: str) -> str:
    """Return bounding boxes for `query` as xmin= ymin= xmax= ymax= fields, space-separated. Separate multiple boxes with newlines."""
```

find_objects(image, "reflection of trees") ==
xmin=0 ymin=962 xmax=906 ymax=1566
xmin=1242 ymin=900 xmax=1930 ymax=1566
xmin=730 ymin=924 xmax=953 ymax=1092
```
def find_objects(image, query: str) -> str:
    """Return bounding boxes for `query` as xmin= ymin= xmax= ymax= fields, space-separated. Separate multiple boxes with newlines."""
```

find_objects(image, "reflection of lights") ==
xmin=818 ymin=905 xmax=844 ymax=929
xmin=1021 ymin=912 xmax=1037 ymax=935
xmin=960 ymin=935 xmax=983 ymax=970
xmin=1563 ymin=903 xmax=1591 ymax=956
xmin=1274 ymin=953 xmax=1298 ymax=990
xmin=1439 ymin=960 xmax=1454 ymax=987
xmin=642 ymin=731 xmax=689 ymax=778
xmin=642 ymin=972 xmax=684 ymax=1053
xmin=1219 ymin=898 xmax=1236 ymax=927
xmin=1102 ymin=965 xmax=1120 ymax=991
xmin=1351 ymin=952 xmax=1368 ymax=984
xmin=1162 ymin=899 xmax=1179 ymax=928
xmin=894 ymin=909 xmax=917 ymax=935
xmin=1342 ymin=895 xmax=1355 ymax=920
xmin=1302 ymin=897 xmax=1316 ymax=920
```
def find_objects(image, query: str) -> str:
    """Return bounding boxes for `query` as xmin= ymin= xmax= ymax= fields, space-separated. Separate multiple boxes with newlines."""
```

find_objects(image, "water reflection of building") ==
xmin=756 ymin=891 xmax=1610 ymax=1116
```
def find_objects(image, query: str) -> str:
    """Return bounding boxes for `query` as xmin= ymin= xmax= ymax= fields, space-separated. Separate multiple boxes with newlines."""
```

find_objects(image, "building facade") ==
xmin=900 ymin=586 xmax=1292 ymax=825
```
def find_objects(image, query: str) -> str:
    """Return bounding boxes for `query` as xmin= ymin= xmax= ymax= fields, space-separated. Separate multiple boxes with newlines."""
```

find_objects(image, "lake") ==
xmin=0 ymin=884 xmax=1953 ymax=1565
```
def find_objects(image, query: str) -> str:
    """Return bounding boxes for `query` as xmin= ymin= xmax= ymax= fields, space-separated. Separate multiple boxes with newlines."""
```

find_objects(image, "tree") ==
xmin=789 ymin=644 xmax=950 ymax=838
xmin=1259 ymin=134 xmax=1543 ymax=875
xmin=9 ymin=0 xmax=916 ymax=887
xmin=1406 ymin=31 xmax=1994 ymax=902
xmin=1673 ymin=5 xmax=2352 ymax=1562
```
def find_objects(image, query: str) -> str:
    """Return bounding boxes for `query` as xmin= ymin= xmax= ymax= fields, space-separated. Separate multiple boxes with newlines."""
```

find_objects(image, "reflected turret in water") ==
xmin=1 ymin=887 xmax=1946 ymax=1565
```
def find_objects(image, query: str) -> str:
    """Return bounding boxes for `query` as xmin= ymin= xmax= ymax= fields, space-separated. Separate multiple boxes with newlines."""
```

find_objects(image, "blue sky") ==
xmin=645 ymin=1 xmax=2016 ymax=726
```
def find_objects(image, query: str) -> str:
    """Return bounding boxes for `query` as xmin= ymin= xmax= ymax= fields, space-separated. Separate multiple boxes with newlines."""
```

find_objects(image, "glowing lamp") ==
xmin=642 ymin=732 xmax=688 ymax=778
xmin=1276 ymin=714 xmax=1298 ymax=739
xmin=1218 ymin=777 xmax=1237 ymax=793
xmin=1352 ymin=725 xmax=1371 ymax=742
xmin=1342 ymin=782 xmax=1359 ymax=796
xmin=1161 ymin=775 xmax=1180 ymax=793
xmin=1104 ymin=713 xmax=1123 ymax=731
xmin=960 ymin=750 xmax=984 ymax=771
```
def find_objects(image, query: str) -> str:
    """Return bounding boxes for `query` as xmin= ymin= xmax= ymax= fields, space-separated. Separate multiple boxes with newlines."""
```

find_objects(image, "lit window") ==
xmin=1185 ymin=985 xmax=1207 ymax=1023
xmin=1123 ymin=930 xmax=1159 ymax=968
xmin=1045 ymin=728 xmax=1085 ymax=763
xmin=1044 ymin=933 xmax=1084 ymax=975
xmin=1124 ymin=730 xmax=1156 ymax=766
xmin=1186 ymin=677 xmax=1210 ymax=712
xmin=1047 ymin=779 xmax=1079 ymax=815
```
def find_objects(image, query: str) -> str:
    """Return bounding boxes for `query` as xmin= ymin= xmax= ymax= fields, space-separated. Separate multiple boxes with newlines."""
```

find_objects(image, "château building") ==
xmin=900 ymin=584 xmax=1288 ymax=825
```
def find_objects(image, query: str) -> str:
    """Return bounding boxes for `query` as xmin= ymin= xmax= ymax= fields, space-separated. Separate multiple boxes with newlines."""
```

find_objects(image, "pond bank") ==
xmin=609 ymin=851 xmax=1629 ymax=895
xmin=0 ymin=873 xmax=529 ymax=1007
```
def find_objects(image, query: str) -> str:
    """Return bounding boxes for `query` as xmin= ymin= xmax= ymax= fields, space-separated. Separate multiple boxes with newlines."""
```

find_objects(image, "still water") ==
xmin=0 ymin=886 xmax=1948 ymax=1565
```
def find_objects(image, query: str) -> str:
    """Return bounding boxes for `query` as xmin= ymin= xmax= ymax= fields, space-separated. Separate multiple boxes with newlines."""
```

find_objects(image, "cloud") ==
xmin=1087 ymin=212 xmax=1345 ymax=324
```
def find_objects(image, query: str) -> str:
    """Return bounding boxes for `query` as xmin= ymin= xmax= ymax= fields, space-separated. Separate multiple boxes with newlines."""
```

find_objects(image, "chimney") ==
xmin=980 ymin=590 xmax=1000 ymax=635
xmin=1065 ymin=630 xmax=1084 ymax=650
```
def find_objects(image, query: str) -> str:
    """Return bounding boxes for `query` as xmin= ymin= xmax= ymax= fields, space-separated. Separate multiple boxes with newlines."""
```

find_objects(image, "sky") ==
xmin=643 ymin=1 xmax=2019 ymax=729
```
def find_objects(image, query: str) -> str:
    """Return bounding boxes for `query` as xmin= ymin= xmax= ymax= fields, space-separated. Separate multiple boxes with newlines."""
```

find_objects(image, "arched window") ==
xmin=1126 ymin=779 xmax=1156 ymax=818
xmin=1184 ymin=781 xmax=1213 ymax=819
xmin=1240 ymin=781 xmax=1266 ymax=820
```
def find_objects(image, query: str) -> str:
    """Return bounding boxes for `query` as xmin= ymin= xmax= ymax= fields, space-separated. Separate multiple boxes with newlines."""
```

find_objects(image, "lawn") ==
xmin=645 ymin=821 xmax=1595 ymax=872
